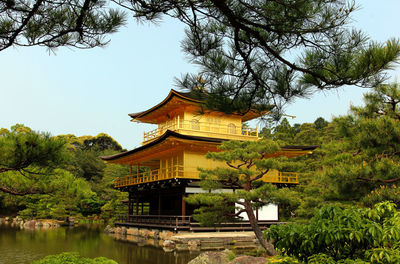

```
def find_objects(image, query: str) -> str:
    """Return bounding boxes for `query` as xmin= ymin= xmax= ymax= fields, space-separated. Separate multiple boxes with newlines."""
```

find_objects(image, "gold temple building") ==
xmin=101 ymin=90 xmax=316 ymax=230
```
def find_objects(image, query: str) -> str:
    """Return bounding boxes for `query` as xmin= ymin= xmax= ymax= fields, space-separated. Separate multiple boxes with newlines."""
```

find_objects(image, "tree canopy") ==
xmin=1 ymin=1 xmax=399 ymax=115
xmin=118 ymin=0 xmax=400 ymax=116
xmin=257 ymin=81 xmax=400 ymax=218
xmin=0 ymin=124 xmax=66 ymax=195
xmin=0 ymin=125 xmax=128 ymax=220
xmin=186 ymin=139 xmax=305 ymax=254
xmin=267 ymin=201 xmax=400 ymax=263
xmin=0 ymin=0 xmax=125 ymax=51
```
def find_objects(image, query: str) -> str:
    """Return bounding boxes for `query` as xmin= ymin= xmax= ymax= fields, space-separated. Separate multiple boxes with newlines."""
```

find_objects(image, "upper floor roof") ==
xmin=129 ymin=89 xmax=265 ymax=124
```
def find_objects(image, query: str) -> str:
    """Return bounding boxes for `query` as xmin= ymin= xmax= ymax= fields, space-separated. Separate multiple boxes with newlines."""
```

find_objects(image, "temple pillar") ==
xmin=181 ymin=194 xmax=186 ymax=217
xmin=128 ymin=192 xmax=133 ymax=215
xmin=158 ymin=193 xmax=161 ymax=216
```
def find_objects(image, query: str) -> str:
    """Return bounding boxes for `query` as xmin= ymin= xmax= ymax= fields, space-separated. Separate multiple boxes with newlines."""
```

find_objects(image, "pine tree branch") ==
xmin=208 ymin=0 xmax=331 ymax=86
xmin=226 ymin=161 xmax=247 ymax=169
xmin=0 ymin=186 xmax=50 ymax=196
xmin=1 ymin=0 xmax=45 ymax=51
xmin=357 ymin=177 xmax=400 ymax=183
xmin=0 ymin=167 xmax=16 ymax=173
xmin=250 ymin=169 xmax=270 ymax=182
xmin=232 ymin=208 xmax=246 ymax=217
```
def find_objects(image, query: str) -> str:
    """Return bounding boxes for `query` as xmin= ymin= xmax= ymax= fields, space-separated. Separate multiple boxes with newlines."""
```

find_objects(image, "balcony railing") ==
xmin=114 ymin=167 xmax=298 ymax=188
xmin=142 ymin=117 xmax=258 ymax=144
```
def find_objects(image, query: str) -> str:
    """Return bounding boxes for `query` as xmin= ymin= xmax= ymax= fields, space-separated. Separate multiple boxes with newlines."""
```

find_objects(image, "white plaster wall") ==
xmin=236 ymin=200 xmax=278 ymax=221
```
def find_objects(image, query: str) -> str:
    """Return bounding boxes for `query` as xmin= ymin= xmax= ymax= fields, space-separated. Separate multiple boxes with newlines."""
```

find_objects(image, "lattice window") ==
xmin=191 ymin=119 xmax=200 ymax=130
xmin=228 ymin=123 xmax=236 ymax=134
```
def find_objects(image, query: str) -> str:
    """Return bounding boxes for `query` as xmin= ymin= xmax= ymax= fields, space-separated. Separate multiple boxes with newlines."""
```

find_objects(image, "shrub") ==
xmin=31 ymin=252 xmax=118 ymax=264
xmin=266 ymin=202 xmax=400 ymax=263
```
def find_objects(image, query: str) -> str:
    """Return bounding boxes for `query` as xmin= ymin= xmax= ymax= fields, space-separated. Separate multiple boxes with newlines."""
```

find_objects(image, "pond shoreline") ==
xmin=0 ymin=216 xmax=63 ymax=229
xmin=106 ymin=225 xmax=259 ymax=253
xmin=0 ymin=222 xmax=197 ymax=264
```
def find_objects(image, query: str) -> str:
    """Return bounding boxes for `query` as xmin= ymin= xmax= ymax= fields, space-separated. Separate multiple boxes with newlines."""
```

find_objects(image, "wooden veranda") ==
xmin=114 ymin=214 xmax=279 ymax=232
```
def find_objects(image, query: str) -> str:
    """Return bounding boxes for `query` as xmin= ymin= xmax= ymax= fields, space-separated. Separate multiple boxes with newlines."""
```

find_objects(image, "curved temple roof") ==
xmin=101 ymin=130 xmax=318 ymax=163
xmin=128 ymin=89 xmax=266 ymax=123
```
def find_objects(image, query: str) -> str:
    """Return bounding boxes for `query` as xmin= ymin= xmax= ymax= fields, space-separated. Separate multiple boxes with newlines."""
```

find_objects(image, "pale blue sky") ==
xmin=1 ymin=1 xmax=399 ymax=149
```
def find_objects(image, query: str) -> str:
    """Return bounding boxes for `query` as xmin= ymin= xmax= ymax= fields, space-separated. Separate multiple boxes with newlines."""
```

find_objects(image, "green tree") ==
xmin=282 ymin=82 xmax=400 ymax=218
xmin=0 ymin=0 xmax=125 ymax=51
xmin=186 ymin=139 xmax=303 ymax=254
xmin=0 ymin=124 xmax=66 ymax=195
xmin=267 ymin=201 xmax=400 ymax=264
xmin=18 ymin=169 xmax=98 ymax=219
xmin=314 ymin=117 xmax=329 ymax=130
xmin=2 ymin=1 xmax=399 ymax=115
xmin=124 ymin=0 xmax=400 ymax=115
xmin=58 ymin=133 xmax=124 ymax=182
xmin=271 ymin=118 xmax=297 ymax=144
xmin=32 ymin=252 xmax=118 ymax=264
xmin=318 ymin=83 xmax=400 ymax=203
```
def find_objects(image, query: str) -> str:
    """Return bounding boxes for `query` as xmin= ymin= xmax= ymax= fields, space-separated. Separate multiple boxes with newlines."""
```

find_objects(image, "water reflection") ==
xmin=0 ymin=224 xmax=198 ymax=264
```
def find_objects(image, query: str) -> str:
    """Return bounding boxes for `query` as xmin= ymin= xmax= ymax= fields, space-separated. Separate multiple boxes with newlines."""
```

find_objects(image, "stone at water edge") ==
xmin=187 ymin=239 xmax=201 ymax=251
xmin=104 ymin=225 xmax=113 ymax=233
xmin=227 ymin=255 xmax=267 ymax=264
xmin=187 ymin=249 xmax=233 ymax=264
xmin=162 ymin=240 xmax=176 ymax=252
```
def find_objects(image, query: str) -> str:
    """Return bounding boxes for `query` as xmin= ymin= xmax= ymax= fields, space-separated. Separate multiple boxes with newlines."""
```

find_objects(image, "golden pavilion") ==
xmin=101 ymin=90 xmax=316 ymax=230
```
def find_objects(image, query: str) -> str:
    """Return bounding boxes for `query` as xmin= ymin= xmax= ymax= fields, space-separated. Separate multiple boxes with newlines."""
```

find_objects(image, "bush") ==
xmin=31 ymin=252 xmax=118 ymax=264
xmin=266 ymin=202 xmax=400 ymax=263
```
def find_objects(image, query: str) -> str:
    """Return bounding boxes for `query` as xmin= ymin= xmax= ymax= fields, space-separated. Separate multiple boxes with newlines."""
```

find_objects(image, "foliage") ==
xmin=0 ymin=1 xmax=125 ymax=51
xmin=317 ymin=83 xmax=400 ymax=203
xmin=2 ymin=1 xmax=399 ymax=115
xmin=258 ymin=82 xmax=400 ymax=218
xmin=121 ymin=0 xmax=400 ymax=116
xmin=0 ymin=124 xmax=66 ymax=196
xmin=267 ymin=201 xmax=400 ymax=263
xmin=362 ymin=185 xmax=400 ymax=207
xmin=186 ymin=139 xmax=305 ymax=253
xmin=0 ymin=124 xmax=66 ymax=172
xmin=31 ymin=252 xmax=118 ymax=264
xmin=18 ymin=169 xmax=97 ymax=219
xmin=265 ymin=255 xmax=300 ymax=264
xmin=0 ymin=124 xmax=128 ymax=220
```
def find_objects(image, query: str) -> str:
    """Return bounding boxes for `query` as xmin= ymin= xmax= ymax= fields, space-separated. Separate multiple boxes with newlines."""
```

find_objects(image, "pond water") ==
xmin=0 ymin=224 xmax=198 ymax=264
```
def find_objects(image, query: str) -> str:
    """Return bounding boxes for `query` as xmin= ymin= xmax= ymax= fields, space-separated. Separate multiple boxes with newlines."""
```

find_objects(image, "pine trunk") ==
xmin=243 ymin=200 xmax=276 ymax=256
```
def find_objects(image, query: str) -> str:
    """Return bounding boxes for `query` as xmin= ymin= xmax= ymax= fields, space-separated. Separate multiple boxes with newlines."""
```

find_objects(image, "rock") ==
xmin=153 ymin=230 xmax=160 ymax=240
xmin=115 ymin=227 xmax=122 ymax=234
xmin=187 ymin=249 xmax=232 ymax=264
xmin=42 ymin=222 xmax=51 ymax=228
xmin=228 ymin=256 xmax=267 ymax=264
xmin=4 ymin=217 xmax=10 ymax=222
xmin=162 ymin=240 xmax=176 ymax=252
xmin=126 ymin=228 xmax=139 ymax=236
xmin=24 ymin=220 xmax=36 ymax=228
xmin=188 ymin=239 xmax=201 ymax=251
xmin=139 ymin=229 xmax=151 ymax=238
xmin=121 ymin=227 xmax=127 ymax=236
xmin=35 ymin=221 xmax=43 ymax=227
xmin=159 ymin=231 xmax=174 ymax=240
xmin=104 ymin=225 xmax=113 ymax=233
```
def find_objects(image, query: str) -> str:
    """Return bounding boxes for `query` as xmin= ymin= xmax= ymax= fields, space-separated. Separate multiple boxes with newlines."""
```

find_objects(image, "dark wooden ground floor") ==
xmin=126 ymin=185 xmax=197 ymax=217
xmin=118 ymin=179 xmax=280 ymax=232
xmin=114 ymin=214 xmax=279 ymax=232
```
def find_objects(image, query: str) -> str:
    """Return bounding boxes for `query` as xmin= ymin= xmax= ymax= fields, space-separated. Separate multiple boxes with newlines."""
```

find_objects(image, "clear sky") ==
xmin=1 ymin=1 xmax=399 ymax=150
